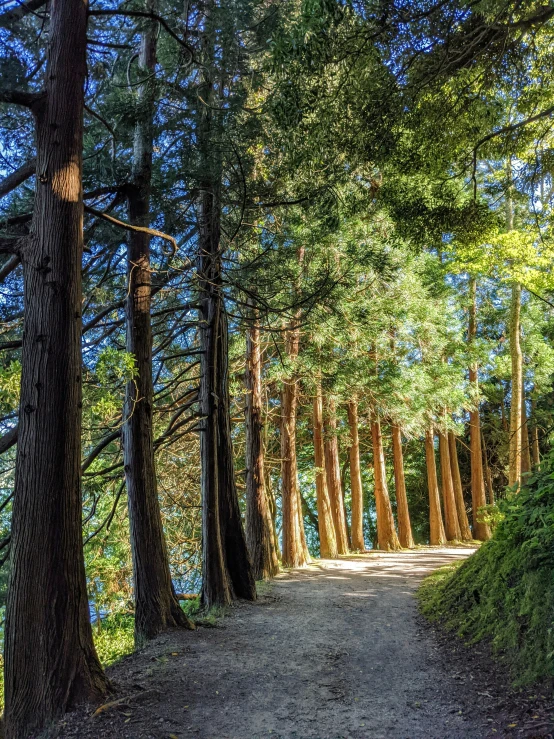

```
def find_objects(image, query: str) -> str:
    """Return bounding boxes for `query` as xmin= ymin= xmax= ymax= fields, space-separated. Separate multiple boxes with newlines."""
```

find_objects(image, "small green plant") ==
xmin=476 ymin=503 xmax=504 ymax=532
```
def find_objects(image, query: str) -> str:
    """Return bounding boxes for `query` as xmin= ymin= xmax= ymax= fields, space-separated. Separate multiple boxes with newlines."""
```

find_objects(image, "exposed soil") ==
xmin=52 ymin=547 xmax=553 ymax=739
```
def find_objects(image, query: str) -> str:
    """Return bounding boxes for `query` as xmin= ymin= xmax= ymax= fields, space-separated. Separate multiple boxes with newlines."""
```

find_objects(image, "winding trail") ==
xmin=58 ymin=547 xmax=489 ymax=739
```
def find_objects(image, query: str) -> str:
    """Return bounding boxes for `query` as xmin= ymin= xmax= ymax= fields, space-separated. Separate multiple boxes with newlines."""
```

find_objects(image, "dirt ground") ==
xmin=53 ymin=547 xmax=553 ymax=739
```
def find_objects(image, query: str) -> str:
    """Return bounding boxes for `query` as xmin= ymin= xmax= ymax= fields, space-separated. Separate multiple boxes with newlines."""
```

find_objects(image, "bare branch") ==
xmin=0 ymin=425 xmax=18 ymax=455
xmin=0 ymin=254 xmax=20 ymax=283
xmin=0 ymin=89 xmax=44 ymax=109
xmin=84 ymin=204 xmax=178 ymax=255
xmin=0 ymin=159 xmax=36 ymax=198
xmin=0 ymin=0 xmax=48 ymax=28
xmin=82 ymin=429 xmax=121 ymax=473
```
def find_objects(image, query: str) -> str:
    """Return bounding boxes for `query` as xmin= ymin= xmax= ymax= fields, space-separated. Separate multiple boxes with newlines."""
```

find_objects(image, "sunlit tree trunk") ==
xmin=424 ymin=428 xmax=446 ymax=545
xmin=521 ymin=394 xmax=531 ymax=476
xmin=4 ymin=0 xmax=110 ymax=733
xmin=347 ymin=400 xmax=365 ymax=551
xmin=438 ymin=430 xmax=461 ymax=541
xmin=371 ymin=414 xmax=400 ymax=551
xmin=313 ymin=381 xmax=338 ymax=558
xmin=447 ymin=431 xmax=472 ymax=541
xmin=481 ymin=431 xmax=495 ymax=505
xmin=468 ymin=277 xmax=491 ymax=540
xmin=508 ymin=282 xmax=523 ymax=488
xmin=324 ymin=396 xmax=349 ymax=554
xmin=245 ymin=313 xmax=279 ymax=580
xmin=391 ymin=423 xmax=414 ymax=548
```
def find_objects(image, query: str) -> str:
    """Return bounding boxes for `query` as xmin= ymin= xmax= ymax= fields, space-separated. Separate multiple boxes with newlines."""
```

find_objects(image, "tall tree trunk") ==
xmin=531 ymin=397 xmax=540 ymax=468
xmin=4 ymin=0 xmax=110 ymax=733
xmin=324 ymin=396 xmax=349 ymax=554
xmin=521 ymin=394 xmax=531 ymax=476
xmin=468 ymin=277 xmax=491 ymax=540
xmin=347 ymin=400 xmax=365 ymax=551
xmin=482 ymin=431 xmax=495 ymax=505
xmin=371 ymin=415 xmax=400 ymax=551
xmin=447 ymin=432 xmax=472 ymax=541
xmin=280 ymin=311 xmax=309 ymax=567
xmin=313 ymin=382 xmax=338 ymax=558
xmin=508 ymin=282 xmax=523 ymax=488
xmin=438 ymin=430 xmax=461 ymax=541
xmin=424 ymin=428 xmax=446 ymax=545
xmin=391 ymin=423 xmax=414 ymax=548
xmin=197 ymin=4 xmax=254 ymax=605
xmin=245 ymin=313 xmax=279 ymax=580
xmin=124 ymin=1 xmax=193 ymax=645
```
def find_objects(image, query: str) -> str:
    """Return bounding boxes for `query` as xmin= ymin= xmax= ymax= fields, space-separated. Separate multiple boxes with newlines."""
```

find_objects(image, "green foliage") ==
xmin=419 ymin=459 xmax=554 ymax=684
xmin=93 ymin=614 xmax=135 ymax=667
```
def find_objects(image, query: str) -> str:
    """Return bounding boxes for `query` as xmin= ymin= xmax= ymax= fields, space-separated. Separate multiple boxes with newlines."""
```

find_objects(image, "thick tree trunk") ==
xmin=391 ymin=423 xmax=414 ymax=548
xmin=124 ymin=2 xmax=193 ymax=645
xmin=347 ymin=400 xmax=365 ymax=551
xmin=371 ymin=415 xmax=400 ymax=551
xmin=508 ymin=282 xmax=523 ymax=488
xmin=4 ymin=0 xmax=110 ymax=733
xmin=447 ymin=432 xmax=472 ymax=541
xmin=245 ymin=315 xmax=279 ymax=580
xmin=424 ymin=429 xmax=446 ymax=545
xmin=197 ymin=6 xmax=254 ymax=605
xmin=521 ymin=394 xmax=531 ymax=476
xmin=438 ymin=431 xmax=461 ymax=541
xmin=313 ymin=382 xmax=338 ymax=558
xmin=324 ymin=396 xmax=349 ymax=554
xmin=468 ymin=277 xmax=491 ymax=540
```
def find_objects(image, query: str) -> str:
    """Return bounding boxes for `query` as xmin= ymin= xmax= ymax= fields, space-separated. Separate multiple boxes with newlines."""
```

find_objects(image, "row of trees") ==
xmin=0 ymin=0 xmax=554 ymax=736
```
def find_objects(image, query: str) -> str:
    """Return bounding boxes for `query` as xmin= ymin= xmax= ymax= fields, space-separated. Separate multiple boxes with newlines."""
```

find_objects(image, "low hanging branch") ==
xmin=84 ymin=204 xmax=178 ymax=255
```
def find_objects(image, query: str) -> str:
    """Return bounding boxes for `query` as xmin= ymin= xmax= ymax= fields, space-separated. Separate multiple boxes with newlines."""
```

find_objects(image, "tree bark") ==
xmin=124 ymin=0 xmax=193 ymax=645
xmin=438 ymin=430 xmax=461 ymax=541
xmin=482 ymin=431 xmax=495 ymax=505
xmin=424 ymin=428 xmax=446 ymax=545
xmin=245 ymin=314 xmax=279 ymax=580
xmin=4 ymin=0 xmax=110 ymax=733
xmin=391 ymin=423 xmax=414 ymax=548
xmin=468 ymin=277 xmax=491 ymax=540
xmin=508 ymin=282 xmax=523 ymax=488
xmin=324 ymin=396 xmax=349 ymax=554
xmin=347 ymin=400 xmax=365 ymax=551
xmin=521 ymin=394 xmax=531 ymax=476
xmin=531 ymin=397 xmax=540 ymax=468
xmin=313 ymin=382 xmax=338 ymax=558
xmin=371 ymin=415 xmax=400 ymax=551
xmin=447 ymin=431 xmax=472 ymax=541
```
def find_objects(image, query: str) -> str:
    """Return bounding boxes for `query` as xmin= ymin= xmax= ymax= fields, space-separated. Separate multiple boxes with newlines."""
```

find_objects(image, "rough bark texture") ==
xmin=425 ymin=429 xmax=446 ymax=546
xmin=324 ymin=397 xmax=349 ymax=554
xmin=521 ymin=395 xmax=531 ymax=476
xmin=347 ymin=400 xmax=365 ymax=551
xmin=245 ymin=316 xmax=279 ymax=580
xmin=124 ymin=2 xmax=193 ymax=645
xmin=371 ymin=416 xmax=400 ymax=551
xmin=4 ymin=0 xmax=110 ymax=734
xmin=312 ymin=382 xmax=338 ymax=558
xmin=447 ymin=432 xmax=472 ymax=541
xmin=438 ymin=431 xmax=461 ymax=541
xmin=198 ymin=4 xmax=254 ymax=605
xmin=468 ymin=277 xmax=491 ymax=541
xmin=508 ymin=282 xmax=523 ymax=488
xmin=391 ymin=423 xmax=414 ymax=549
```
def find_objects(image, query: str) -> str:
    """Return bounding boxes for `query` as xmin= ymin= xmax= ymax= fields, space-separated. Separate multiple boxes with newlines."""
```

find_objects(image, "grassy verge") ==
xmin=418 ymin=463 xmax=554 ymax=686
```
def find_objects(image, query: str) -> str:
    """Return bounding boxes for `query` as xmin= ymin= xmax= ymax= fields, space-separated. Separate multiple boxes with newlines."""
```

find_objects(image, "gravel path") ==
xmin=56 ymin=547 xmax=489 ymax=739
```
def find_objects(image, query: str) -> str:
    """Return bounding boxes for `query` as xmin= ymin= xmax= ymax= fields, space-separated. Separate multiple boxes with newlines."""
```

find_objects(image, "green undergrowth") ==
xmin=419 ymin=462 xmax=554 ymax=686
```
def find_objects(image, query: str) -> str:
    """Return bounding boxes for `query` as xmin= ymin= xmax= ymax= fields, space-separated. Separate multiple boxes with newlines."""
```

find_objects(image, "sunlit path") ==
xmin=57 ymin=547 xmax=488 ymax=739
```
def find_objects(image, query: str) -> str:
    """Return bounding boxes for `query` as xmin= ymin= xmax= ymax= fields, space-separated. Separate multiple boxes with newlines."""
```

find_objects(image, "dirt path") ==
xmin=57 ymin=547 xmax=489 ymax=739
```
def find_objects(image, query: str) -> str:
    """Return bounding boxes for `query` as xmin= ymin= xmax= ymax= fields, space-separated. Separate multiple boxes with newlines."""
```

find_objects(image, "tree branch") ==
xmin=0 ymin=159 xmax=36 ymax=198
xmin=0 ymin=0 xmax=48 ymax=28
xmin=0 ymin=425 xmax=18 ymax=455
xmin=0 ymin=254 xmax=20 ymax=283
xmin=0 ymin=89 xmax=44 ymax=109
xmin=84 ymin=204 xmax=178 ymax=254
xmin=82 ymin=429 xmax=121 ymax=473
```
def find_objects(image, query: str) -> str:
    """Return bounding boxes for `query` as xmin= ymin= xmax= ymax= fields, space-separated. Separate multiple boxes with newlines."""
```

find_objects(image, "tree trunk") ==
xmin=4 ymin=0 xmax=110 ymax=733
xmin=438 ymin=431 xmax=461 ymax=541
xmin=347 ymin=400 xmax=365 ymax=551
xmin=521 ymin=394 xmax=531 ymax=476
xmin=313 ymin=382 xmax=338 ymax=558
xmin=424 ymin=428 xmax=446 ymax=545
xmin=531 ymin=397 xmax=540 ymax=468
xmin=482 ymin=431 xmax=495 ymax=505
xmin=245 ymin=314 xmax=279 ymax=580
xmin=197 ymin=4 xmax=254 ymax=605
xmin=324 ymin=396 xmax=349 ymax=554
xmin=447 ymin=431 xmax=472 ymax=541
xmin=391 ymin=423 xmax=414 ymax=548
xmin=508 ymin=282 xmax=523 ymax=488
xmin=468 ymin=277 xmax=491 ymax=540
xmin=124 ymin=1 xmax=193 ymax=645
xmin=371 ymin=415 xmax=400 ymax=551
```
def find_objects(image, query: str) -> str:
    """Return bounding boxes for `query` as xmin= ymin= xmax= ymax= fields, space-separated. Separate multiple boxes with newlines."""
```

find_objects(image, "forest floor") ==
xmin=54 ymin=547 xmax=554 ymax=739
